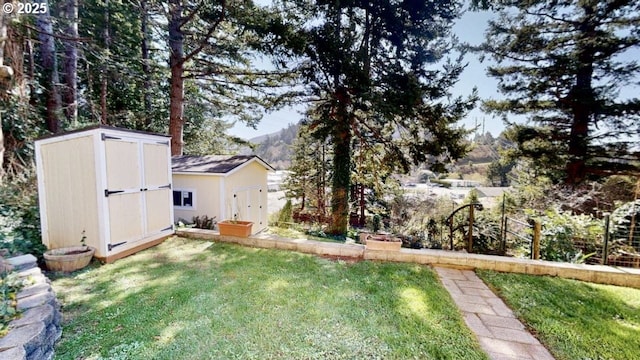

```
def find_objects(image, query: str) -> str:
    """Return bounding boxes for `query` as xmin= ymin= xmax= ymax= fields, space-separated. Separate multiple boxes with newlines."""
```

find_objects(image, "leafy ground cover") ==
xmin=477 ymin=270 xmax=640 ymax=360
xmin=266 ymin=226 xmax=355 ymax=243
xmin=1 ymin=272 xmax=28 ymax=336
xmin=51 ymin=237 xmax=487 ymax=359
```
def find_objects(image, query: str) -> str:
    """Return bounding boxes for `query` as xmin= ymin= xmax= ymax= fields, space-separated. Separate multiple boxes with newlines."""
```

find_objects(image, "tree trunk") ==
xmin=319 ymin=142 xmax=326 ymax=217
xmin=100 ymin=0 xmax=110 ymax=125
xmin=168 ymin=0 xmax=185 ymax=155
xmin=326 ymin=6 xmax=350 ymax=235
xmin=140 ymin=0 xmax=153 ymax=127
xmin=36 ymin=2 xmax=61 ymax=133
xmin=566 ymin=6 xmax=596 ymax=185
xmin=26 ymin=29 xmax=35 ymax=106
xmin=62 ymin=0 xmax=78 ymax=125
xmin=0 ymin=10 xmax=7 ymax=183
xmin=328 ymin=88 xmax=352 ymax=235
xmin=359 ymin=184 xmax=365 ymax=227
xmin=300 ymin=179 xmax=306 ymax=211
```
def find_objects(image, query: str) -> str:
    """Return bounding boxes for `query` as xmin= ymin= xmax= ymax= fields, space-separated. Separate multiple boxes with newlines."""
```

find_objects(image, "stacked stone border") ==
xmin=177 ymin=228 xmax=640 ymax=289
xmin=0 ymin=255 xmax=62 ymax=360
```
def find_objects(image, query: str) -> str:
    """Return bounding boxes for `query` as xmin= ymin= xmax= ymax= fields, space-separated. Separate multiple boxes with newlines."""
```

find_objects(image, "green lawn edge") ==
xmin=476 ymin=270 xmax=640 ymax=360
xmin=51 ymin=237 xmax=488 ymax=360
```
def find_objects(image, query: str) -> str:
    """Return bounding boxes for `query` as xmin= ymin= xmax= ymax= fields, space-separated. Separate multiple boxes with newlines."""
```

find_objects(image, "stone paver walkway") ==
xmin=435 ymin=267 xmax=555 ymax=360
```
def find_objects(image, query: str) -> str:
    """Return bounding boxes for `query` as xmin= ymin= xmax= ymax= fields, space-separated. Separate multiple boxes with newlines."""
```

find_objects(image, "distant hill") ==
xmin=242 ymin=122 xmax=300 ymax=169
xmin=455 ymin=132 xmax=500 ymax=165
xmin=244 ymin=125 xmax=504 ymax=173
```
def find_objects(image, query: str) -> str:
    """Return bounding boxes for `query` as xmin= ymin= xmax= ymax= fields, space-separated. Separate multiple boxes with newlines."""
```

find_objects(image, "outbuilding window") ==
xmin=173 ymin=189 xmax=195 ymax=209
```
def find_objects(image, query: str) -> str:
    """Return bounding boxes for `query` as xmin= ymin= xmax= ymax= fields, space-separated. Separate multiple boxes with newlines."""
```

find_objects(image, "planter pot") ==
xmin=44 ymin=246 xmax=95 ymax=272
xmin=218 ymin=220 xmax=253 ymax=237
xmin=365 ymin=236 xmax=402 ymax=251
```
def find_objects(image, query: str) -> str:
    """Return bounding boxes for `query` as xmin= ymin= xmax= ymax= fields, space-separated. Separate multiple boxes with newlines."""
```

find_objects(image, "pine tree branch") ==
xmin=182 ymin=0 xmax=226 ymax=65
xmin=523 ymin=9 xmax=580 ymax=26
xmin=23 ymin=24 xmax=90 ymax=42
xmin=179 ymin=3 xmax=205 ymax=29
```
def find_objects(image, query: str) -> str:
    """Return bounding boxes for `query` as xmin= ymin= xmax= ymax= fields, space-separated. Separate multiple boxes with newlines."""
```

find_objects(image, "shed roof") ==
xmin=172 ymin=155 xmax=274 ymax=174
xmin=35 ymin=125 xmax=170 ymax=141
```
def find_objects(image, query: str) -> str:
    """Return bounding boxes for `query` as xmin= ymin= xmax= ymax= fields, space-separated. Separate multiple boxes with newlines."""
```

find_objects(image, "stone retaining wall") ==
xmin=179 ymin=228 xmax=366 ymax=259
xmin=0 ymin=255 xmax=62 ymax=360
xmin=176 ymin=228 xmax=640 ymax=289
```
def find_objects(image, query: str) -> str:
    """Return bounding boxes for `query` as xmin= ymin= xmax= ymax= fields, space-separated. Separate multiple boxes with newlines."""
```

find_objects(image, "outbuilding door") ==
xmin=142 ymin=142 xmax=173 ymax=235
xmin=103 ymin=135 xmax=173 ymax=251
xmin=232 ymin=186 xmax=264 ymax=232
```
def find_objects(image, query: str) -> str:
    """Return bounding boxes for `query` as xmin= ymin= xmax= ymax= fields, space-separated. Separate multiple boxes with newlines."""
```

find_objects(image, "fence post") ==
xmin=504 ymin=217 xmax=509 ymax=253
xmin=603 ymin=214 xmax=610 ymax=265
xmin=500 ymin=194 xmax=506 ymax=252
xmin=468 ymin=204 xmax=474 ymax=253
xmin=532 ymin=220 xmax=541 ymax=260
xmin=449 ymin=220 xmax=454 ymax=251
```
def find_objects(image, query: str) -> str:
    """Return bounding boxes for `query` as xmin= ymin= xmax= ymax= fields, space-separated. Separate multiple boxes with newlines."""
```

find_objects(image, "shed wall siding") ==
xmin=40 ymin=136 xmax=101 ymax=250
xmin=173 ymin=174 xmax=222 ymax=223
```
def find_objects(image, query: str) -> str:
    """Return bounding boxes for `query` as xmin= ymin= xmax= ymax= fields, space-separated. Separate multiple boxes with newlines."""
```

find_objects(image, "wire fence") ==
xmin=602 ymin=213 xmax=640 ymax=268
xmin=502 ymin=217 xmax=537 ymax=259
xmin=444 ymin=197 xmax=640 ymax=268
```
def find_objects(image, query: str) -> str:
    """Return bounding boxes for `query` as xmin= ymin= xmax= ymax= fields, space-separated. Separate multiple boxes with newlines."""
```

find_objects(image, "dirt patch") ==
xmin=317 ymin=254 xmax=362 ymax=264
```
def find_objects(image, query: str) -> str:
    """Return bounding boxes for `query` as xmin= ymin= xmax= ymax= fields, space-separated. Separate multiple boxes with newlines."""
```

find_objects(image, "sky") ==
xmin=227 ymin=8 xmax=502 ymax=140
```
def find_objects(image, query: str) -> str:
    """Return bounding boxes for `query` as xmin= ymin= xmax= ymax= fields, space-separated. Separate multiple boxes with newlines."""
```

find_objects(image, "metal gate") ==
xmin=502 ymin=216 xmax=539 ymax=259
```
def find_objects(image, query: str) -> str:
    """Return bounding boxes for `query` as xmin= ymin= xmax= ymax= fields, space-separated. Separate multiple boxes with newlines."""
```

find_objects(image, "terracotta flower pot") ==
xmin=44 ymin=246 xmax=95 ymax=272
xmin=218 ymin=220 xmax=253 ymax=237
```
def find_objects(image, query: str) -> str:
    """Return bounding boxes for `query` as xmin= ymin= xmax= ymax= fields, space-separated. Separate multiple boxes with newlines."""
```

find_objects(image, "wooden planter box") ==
xmin=365 ymin=236 xmax=402 ymax=251
xmin=44 ymin=246 xmax=95 ymax=272
xmin=218 ymin=220 xmax=253 ymax=237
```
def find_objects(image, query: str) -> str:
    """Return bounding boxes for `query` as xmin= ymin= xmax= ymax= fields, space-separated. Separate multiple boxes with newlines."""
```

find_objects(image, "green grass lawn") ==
xmin=477 ymin=270 xmax=640 ymax=360
xmin=51 ymin=237 xmax=487 ymax=360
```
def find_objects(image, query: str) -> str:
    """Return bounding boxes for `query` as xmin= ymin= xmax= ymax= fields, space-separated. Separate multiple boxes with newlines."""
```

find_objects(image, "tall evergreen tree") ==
xmin=283 ymin=123 xmax=329 ymax=217
xmin=166 ymin=0 xmax=297 ymax=155
xmin=182 ymin=82 xmax=250 ymax=155
xmin=475 ymin=0 xmax=640 ymax=184
xmin=61 ymin=0 xmax=79 ymax=124
xmin=79 ymin=0 xmax=166 ymax=129
xmin=278 ymin=0 xmax=476 ymax=234
xmin=36 ymin=0 xmax=62 ymax=133
xmin=351 ymin=137 xmax=400 ymax=227
xmin=140 ymin=0 xmax=153 ymax=126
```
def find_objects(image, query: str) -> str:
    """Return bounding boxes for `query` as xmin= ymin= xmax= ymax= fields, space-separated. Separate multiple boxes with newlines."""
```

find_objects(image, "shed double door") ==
xmin=103 ymin=136 xmax=173 ymax=251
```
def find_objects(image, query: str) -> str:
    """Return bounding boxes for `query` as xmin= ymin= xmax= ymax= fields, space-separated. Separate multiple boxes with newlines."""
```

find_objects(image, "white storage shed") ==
xmin=35 ymin=126 xmax=175 ymax=263
xmin=172 ymin=155 xmax=274 ymax=234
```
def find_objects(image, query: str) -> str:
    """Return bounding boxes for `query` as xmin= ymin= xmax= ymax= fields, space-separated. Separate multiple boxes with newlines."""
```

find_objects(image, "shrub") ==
xmin=609 ymin=200 xmax=640 ymax=255
xmin=192 ymin=215 xmax=217 ymax=230
xmin=470 ymin=213 xmax=503 ymax=254
xmin=277 ymin=199 xmax=293 ymax=225
xmin=388 ymin=195 xmax=454 ymax=249
xmin=0 ymin=173 xmax=46 ymax=258
xmin=372 ymin=214 xmax=382 ymax=232
xmin=538 ymin=209 xmax=602 ymax=262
